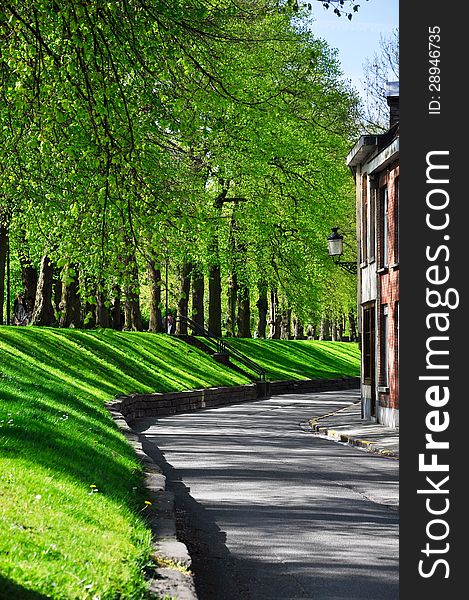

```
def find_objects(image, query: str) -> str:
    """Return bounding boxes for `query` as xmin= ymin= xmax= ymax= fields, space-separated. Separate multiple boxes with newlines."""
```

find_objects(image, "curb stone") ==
xmin=106 ymin=400 xmax=198 ymax=600
xmin=309 ymin=404 xmax=399 ymax=460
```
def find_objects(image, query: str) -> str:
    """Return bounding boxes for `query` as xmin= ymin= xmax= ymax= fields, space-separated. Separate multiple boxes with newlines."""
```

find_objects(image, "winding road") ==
xmin=134 ymin=389 xmax=398 ymax=600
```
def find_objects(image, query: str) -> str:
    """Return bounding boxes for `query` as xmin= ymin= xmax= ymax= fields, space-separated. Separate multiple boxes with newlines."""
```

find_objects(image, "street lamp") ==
xmin=327 ymin=226 xmax=358 ymax=275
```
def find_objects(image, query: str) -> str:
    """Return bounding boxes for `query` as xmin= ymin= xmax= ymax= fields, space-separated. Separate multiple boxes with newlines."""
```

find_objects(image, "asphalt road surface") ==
xmin=135 ymin=390 xmax=399 ymax=600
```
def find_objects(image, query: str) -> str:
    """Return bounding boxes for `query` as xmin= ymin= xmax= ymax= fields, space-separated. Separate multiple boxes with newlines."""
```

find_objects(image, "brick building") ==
xmin=346 ymin=82 xmax=399 ymax=428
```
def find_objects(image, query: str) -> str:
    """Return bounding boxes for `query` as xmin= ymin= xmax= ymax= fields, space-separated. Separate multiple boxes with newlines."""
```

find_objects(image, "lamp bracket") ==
xmin=332 ymin=256 xmax=358 ymax=274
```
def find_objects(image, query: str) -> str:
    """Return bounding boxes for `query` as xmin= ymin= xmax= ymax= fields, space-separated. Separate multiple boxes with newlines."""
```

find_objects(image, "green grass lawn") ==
xmin=0 ymin=327 xmax=359 ymax=599
xmin=225 ymin=337 xmax=360 ymax=381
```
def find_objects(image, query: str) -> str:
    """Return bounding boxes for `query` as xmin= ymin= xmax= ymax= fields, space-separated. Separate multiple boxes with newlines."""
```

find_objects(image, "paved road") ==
xmin=135 ymin=390 xmax=399 ymax=600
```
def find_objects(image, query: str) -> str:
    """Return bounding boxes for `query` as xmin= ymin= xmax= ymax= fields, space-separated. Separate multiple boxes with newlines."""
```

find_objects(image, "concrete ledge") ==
xmin=311 ymin=424 xmax=399 ymax=459
xmin=309 ymin=401 xmax=399 ymax=459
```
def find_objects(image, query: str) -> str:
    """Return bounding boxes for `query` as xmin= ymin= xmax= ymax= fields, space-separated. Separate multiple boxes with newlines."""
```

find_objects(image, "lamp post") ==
xmin=327 ymin=226 xmax=358 ymax=275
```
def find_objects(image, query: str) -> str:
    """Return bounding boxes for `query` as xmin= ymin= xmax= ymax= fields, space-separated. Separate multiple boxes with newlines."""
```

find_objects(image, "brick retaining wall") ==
xmin=106 ymin=377 xmax=359 ymax=423
xmin=268 ymin=377 xmax=359 ymax=396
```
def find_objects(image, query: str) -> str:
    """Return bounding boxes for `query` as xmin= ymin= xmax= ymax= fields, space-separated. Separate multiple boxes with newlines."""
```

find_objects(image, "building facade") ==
xmin=347 ymin=83 xmax=399 ymax=428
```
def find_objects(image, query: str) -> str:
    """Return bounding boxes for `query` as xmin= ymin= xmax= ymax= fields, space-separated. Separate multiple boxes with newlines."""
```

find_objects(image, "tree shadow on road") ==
xmin=140 ymin=436 xmax=248 ymax=600
xmin=139 ymin=432 xmax=399 ymax=600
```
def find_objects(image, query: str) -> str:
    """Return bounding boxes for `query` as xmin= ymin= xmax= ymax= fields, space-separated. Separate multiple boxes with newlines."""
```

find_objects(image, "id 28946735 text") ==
xmin=428 ymin=26 xmax=441 ymax=115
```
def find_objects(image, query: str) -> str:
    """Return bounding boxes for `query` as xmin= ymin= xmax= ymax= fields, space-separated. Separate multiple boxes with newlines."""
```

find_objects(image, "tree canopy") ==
xmin=1 ymin=0 xmax=360 ymax=337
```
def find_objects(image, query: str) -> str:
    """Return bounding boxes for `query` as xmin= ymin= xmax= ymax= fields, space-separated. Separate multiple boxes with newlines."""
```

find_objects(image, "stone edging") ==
xmin=268 ymin=376 xmax=359 ymax=396
xmin=311 ymin=423 xmax=400 ymax=459
xmin=105 ymin=376 xmax=359 ymax=598
xmin=106 ymin=404 xmax=198 ymax=599
xmin=108 ymin=377 xmax=359 ymax=423
xmin=309 ymin=402 xmax=399 ymax=459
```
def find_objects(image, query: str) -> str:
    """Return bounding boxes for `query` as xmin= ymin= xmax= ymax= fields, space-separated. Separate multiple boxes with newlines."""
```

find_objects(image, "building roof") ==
xmin=346 ymin=135 xmax=380 ymax=168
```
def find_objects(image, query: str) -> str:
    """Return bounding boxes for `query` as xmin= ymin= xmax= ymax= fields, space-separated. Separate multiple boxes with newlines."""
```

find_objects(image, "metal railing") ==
xmin=175 ymin=315 xmax=267 ymax=381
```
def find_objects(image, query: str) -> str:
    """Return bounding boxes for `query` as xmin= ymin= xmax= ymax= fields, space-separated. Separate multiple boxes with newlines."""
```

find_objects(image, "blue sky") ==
xmin=305 ymin=0 xmax=399 ymax=97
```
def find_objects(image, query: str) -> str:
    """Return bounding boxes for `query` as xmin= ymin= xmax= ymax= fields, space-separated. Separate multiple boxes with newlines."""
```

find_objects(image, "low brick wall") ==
xmin=268 ymin=376 xmax=360 ymax=396
xmin=107 ymin=377 xmax=359 ymax=423
xmin=108 ymin=384 xmax=259 ymax=422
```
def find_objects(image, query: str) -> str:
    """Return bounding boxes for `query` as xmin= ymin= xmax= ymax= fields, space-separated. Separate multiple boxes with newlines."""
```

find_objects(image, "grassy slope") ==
xmin=226 ymin=338 xmax=360 ymax=381
xmin=0 ymin=327 xmax=359 ymax=599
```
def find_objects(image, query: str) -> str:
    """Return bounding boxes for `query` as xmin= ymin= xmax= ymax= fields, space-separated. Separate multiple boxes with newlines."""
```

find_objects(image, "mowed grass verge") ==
xmin=225 ymin=337 xmax=360 ymax=381
xmin=0 ymin=327 xmax=249 ymax=600
xmin=0 ymin=327 xmax=359 ymax=599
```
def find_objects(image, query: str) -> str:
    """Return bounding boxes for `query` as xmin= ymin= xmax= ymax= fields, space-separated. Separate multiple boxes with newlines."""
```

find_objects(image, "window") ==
xmin=380 ymin=186 xmax=389 ymax=268
xmin=361 ymin=174 xmax=368 ymax=262
xmin=395 ymin=301 xmax=399 ymax=382
xmin=394 ymin=177 xmax=399 ymax=264
xmin=380 ymin=305 xmax=389 ymax=387
xmin=369 ymin=188 xmax=376 ymax=262
xmin=363 ymin=304 xmax=375 ymax=384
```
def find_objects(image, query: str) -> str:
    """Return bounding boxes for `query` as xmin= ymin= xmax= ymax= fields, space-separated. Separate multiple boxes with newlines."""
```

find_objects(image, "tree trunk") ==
xmin=124 ymin=293 xmax=142 ymax=331
xmin=331 ymin=320 xmax=338 ymax=341
xmin=191 ymin=267 xmax=205 ymax=331
xmin=110 ymin=285 xmax=123 ymax=330
xmin=256 ymin=285 xmax=268 ymax=339
xmin=338 ymin=316 xmax=344 ymax=341
xmin=17 ymin=232 xmax=38 ymax=314
xmin=226 ymin=271 xmax=238 ymax=337
xmin=226 ymin=208 xmax=239 ymax=338
xmin=123 ymin=247 xmax=142 ymax=331
xmin=237 ymin=284 xmax=251 ymax=338
xmin=293 ymin=317 xmax=304 ymax=339
xmin=31 ymin=256 xmax=56 ymax=326
xmin=319 ymin=316 xmax=330 ymax=341
xmin=208 ymin=229 xmax=222 ymax=337
xmin=176 ymin=263 xmax=192 ymax=335
xmin=208 ymin=263 xmax=222 ymax=337
xmin=349 ymin=312 xmax=357 ymax=342
xmin=53 ymin=268 xmax=62 ymax=313
xmin=0 ymin=222 xmax=7 ymax=325
xmin=148 ymin=261 xmax=163 ymax=333
xmin=280 ymin=308 xmax=291 ymax=340
xmin=96 ymin=284 xmax=110 ymax=328
xmin=269 ymin=290 xmax=281 ymax=339
xmin=59 ymin=266 xmax=81 ymax=328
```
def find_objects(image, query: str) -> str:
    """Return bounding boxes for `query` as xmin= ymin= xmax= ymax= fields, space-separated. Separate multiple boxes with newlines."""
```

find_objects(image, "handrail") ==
xmin=174 ymin=315 xmax=267 ymax=381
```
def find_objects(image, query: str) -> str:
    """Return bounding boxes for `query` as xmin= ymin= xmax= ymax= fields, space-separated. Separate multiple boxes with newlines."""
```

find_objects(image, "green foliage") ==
xmin=1 ymin=0 xmax=359 ymax=325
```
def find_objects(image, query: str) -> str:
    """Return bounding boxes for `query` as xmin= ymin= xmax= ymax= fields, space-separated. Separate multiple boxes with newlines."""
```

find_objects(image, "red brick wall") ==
xmin=377 ymin=163 xmax=399 ymax=411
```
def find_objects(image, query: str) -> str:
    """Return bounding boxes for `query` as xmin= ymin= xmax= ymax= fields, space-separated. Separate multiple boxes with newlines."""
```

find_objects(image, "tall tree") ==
xmin=31 ymin=256 xmax=56 ymax=326
xmin=361 ymin=28 xmax=399 ymax=131
xmin=191 ymin=267 xmax=205 ymax=331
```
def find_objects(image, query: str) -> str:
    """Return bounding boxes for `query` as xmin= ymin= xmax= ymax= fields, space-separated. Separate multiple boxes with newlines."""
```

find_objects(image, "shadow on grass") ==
xmin=0 ymin=327 xmax=248 ymax=505
xmin=227 ymin=338 xmax=359 ymax=380
xmin=0 ymin=575 xmax=50 ymax=600
xmin=1 ymin=412 xmax=138 ymax=493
